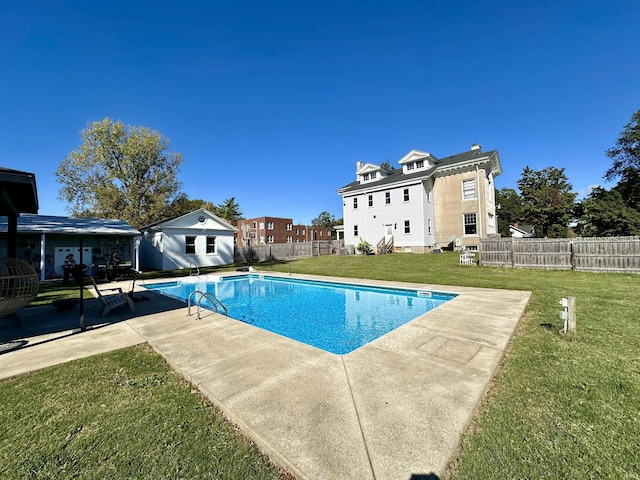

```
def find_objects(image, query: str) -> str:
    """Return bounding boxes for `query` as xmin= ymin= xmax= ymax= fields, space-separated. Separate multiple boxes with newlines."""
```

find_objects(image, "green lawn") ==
xmin=260 ymin=253 xmax=640 ymax=479
xmin=5 ymin=252 xmax=640 ymax=478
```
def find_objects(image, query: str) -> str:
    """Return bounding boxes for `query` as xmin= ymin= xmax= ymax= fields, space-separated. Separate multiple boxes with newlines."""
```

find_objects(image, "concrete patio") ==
xmin=0 ymin=273 xmax=531 ymax=480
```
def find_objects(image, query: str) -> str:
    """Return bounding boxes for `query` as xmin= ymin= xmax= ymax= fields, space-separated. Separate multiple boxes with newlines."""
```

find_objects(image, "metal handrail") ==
xmin=189 ymin=262 xmax=200 ymax=276
xmin=187 ymin=290 xmax=227 ymax=319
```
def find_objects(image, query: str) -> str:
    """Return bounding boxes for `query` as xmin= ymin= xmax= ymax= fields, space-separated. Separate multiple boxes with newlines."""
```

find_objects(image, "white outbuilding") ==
xmin=139 ymin=208 xmax=236 ymax=271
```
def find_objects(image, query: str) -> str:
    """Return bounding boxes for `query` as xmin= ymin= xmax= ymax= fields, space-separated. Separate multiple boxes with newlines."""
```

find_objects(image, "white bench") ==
xmin=459 ymin=253 xmax=476 ymax=265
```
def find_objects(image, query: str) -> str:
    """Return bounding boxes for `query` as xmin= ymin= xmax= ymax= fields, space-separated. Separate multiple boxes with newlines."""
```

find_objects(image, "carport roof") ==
xmin=0 ymin=214 xmax=140 ymax=236
xmin=0 ymin=168 xmax=38 ymax=216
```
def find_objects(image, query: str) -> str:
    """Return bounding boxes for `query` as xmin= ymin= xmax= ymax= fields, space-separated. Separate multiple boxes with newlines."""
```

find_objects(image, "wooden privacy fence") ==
xmin=235 ymin=241 xmax=334 ymax=263
xmin=480 ymin=236 xmax=640 ymax=273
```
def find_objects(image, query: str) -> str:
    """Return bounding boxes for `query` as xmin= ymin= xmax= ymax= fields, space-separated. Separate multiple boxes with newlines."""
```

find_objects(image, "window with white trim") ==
xmin=185 ymin=236 xmax=196 ymax=254
xmin=363 ymin=173 xmax=369 ymax=181
xmin=370 ymin=171 xmax=377 ymax=179
xmin=404 ymin=220 xmax=411 ymax=234
xmin=462 ymin=179 xmax=476 ymax=200
xmin=407 ymin=163 xmax=415 ymax=171
xmin=368 ymin=194 xmax=373 ymax=207
xmin=385 ymin=192 xmax=391 ymax=204
xmin=267 ymin=222 xmax=274 ymax=229
xmin=353 ymin=225 xmax=358 ymax=236
xmin=403 ymin=188 xmax=410 ymax=202
xmin=353 ymin=197 xmax=358 ymax=209
xmin=464 ymin=213 xmax=477 ymax=235
xmin=286 ymin=223 xmax=292 ymax=230
xmin=286 ymin=236 xmax=292 ymax=243
xmin=206 ymin=236 xmax=216 ymax=254
xmin=416 ymin=160 xmax=424 ymax=168
xmin=267 ymin=235 xmax=274 ymax=243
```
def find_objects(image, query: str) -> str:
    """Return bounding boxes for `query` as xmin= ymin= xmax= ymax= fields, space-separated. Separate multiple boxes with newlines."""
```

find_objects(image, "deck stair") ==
xmin=377 ymin=236 xmax=394 ymax=254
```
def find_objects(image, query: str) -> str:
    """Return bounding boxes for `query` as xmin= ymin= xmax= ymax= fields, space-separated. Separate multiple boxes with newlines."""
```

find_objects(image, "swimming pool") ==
xmin=144 ymin=275 xmax=457 ymax=354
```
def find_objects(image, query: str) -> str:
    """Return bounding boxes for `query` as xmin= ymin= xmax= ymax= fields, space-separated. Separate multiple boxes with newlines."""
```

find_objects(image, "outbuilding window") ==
xmin=185 ymin=236 xmax=196 ymax=254
xmin=206 ymin=236 xmax=216 ymax=254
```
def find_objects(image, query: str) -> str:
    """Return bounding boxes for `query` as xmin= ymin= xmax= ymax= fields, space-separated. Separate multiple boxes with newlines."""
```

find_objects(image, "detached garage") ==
xmin=139 ymin=208 xmax=236 ymax=271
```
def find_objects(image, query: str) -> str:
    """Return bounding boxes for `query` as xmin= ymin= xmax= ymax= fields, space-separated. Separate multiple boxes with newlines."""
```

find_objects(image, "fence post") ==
xmin=570 ymin=240 xmax=575 ymax=270
xmin=511 ymin=236 xmax=516 ymax=268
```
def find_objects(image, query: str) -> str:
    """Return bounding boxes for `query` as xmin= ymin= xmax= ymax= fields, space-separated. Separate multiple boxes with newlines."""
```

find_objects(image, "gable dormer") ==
xmin=398 ymin=149 xmax=438 ymax=174
xmin=355 ymin=161 xmax=391 ymax=184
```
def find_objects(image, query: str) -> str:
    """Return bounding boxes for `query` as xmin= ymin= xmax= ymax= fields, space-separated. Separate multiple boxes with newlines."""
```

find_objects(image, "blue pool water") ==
xmin=144 ymin=275 xmax=456 ymax=354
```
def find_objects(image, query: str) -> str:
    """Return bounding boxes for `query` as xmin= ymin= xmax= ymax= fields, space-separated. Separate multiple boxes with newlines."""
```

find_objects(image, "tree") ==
xmin=56 ymin=118 xmax=183 ymax=228
xmin=311 ymin=211 xmax=336 ymax=227
xmin=605 ymin=109 xmax=640 ymax=180
xmin=380 ymin=161 xmax=395 ymax=171
xmin=573 ymin=187 xmax=640 ymax=236
xmin=166 ymin=194 xmax=217 ymax=219
xmin=517 ymin=166 xmax=576 ymax=238
xmin=216 ymin=197 xmax=243 ymax=222
xmin=495 ymin=188 xmax=523 ymax=236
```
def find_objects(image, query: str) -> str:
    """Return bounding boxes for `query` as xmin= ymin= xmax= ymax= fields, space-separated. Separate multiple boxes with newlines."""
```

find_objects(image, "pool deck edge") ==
xmin=0 ymin=273 xmax=531 ymax=480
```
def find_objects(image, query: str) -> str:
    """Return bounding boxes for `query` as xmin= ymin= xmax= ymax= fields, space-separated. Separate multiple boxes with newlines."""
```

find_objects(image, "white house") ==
xmin=337 ymin=145 xmax=502 ymax=253
xmin=139 ymin=209 xmax=236 ymax=271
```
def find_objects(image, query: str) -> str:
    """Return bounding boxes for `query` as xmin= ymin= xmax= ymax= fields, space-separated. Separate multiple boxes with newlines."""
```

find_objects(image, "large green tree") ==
xmin=574 ymin=187 xmax=640 ymax=236
xmin=311 ymin=211 xmax=336 ymax=227
xmin=605 ymin=109 xmax=640 ymax=211
xmin=165 ymin=194 xmax=217 ymax=219
xmin=56 ymin=118 xmax=183 ymax=228
xmin=216 ymin=197 xmax=243 ymax=222
xmin=495 ymin=187 xmax=523 ymax=236
xmin=518 ymin=166 xmax=576 ymax=238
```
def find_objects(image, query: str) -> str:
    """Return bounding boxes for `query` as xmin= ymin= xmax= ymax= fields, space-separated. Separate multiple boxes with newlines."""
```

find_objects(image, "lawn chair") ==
xmin=90 ymin=276 xmax=135 ymax=317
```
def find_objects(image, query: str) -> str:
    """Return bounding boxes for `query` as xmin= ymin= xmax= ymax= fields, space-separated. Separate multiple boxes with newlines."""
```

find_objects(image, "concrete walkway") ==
xmin=0 ymin=273 xmax=531 ymax=480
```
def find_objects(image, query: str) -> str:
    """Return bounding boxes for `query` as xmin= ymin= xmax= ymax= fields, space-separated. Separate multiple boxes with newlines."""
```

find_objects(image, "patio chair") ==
xmin=90 ymin=276 xmax=135 ymax=317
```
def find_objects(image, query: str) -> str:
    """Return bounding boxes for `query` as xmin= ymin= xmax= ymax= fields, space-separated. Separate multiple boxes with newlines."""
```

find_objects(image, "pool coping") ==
xmin=1 ymin=272 xmax=531 ymax=480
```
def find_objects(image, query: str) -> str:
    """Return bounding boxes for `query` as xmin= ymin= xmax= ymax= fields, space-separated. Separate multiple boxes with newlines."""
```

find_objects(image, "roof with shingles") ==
xmin=338 ymin=148 xmax=500 ymax=195
xmin=0 ymin=214 xmax=140 ymax=235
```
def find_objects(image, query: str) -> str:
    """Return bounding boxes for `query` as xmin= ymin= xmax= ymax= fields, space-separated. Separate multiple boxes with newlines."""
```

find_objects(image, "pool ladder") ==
xmin=187 ymin=290 xmax=227 ymax=319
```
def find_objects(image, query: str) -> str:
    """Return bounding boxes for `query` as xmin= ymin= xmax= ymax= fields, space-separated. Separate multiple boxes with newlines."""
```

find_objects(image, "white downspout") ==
xmin=39 ymin=233 xmax=46 ymax=281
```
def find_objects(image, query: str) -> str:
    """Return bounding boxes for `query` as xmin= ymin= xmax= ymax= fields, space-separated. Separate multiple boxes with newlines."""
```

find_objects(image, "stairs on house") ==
xmin=377 ymin=236 xmax=394 ymax=254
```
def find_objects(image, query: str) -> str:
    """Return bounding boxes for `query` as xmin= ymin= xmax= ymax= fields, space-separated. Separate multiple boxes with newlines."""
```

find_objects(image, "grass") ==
xmin=0 ymin=345 xmax=290 ymax=480
xmin=10 ymin=252 xmax=640 ymax=478
xmin=259 ymin=253 xmax=640 ymax=479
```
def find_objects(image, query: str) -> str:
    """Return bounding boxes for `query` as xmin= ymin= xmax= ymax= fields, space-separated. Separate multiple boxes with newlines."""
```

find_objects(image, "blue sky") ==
xmin=2 ymin=1 xmax=638 ymax=224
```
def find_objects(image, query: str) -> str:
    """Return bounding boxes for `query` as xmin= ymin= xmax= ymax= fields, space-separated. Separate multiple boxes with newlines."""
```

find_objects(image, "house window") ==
xmin=404 ymin=220 xmax=411 ymax=234
xmin=403 ymin=188 xmax=410 ymax=202
xmin=464 ymin=213 xmax=477 ymax=235
xmin=407 ymin=163 xmax=415 ymax=171
xmin=185 ymin=236 xmax=196 ymax=254
xmin=319 ymin=230 xmax=323 ymax=237
xmin=267 ymin=222 xmax=274 ymax=230
xmin=296 ymin=228 xmax=299 ymax=235
xmin=428 ymin=218 xmax=432 ymax=234
xmin=252 ymin=222 xmax=257 ymax=228
xmin=354 ymin=225 xmax=358 ymax=236
xmin=385 ymin=192 xmax=391 ymax=204
xmin=370 ymin=172 xmax=377 ymax=179
xmin=368 ymin=194 xmax=373 ymax=207
xmin=416 ymin=160 xmax=424 ymax=168
xmin=462 ymin=179 xmax=476 ymax=200
xmin=286 ymin=236 xmax=292 ymax=243
xmin=353 ymin=197 xmax=358 ymax=209
xmin=259 ymin=222 xmax=264 ymax=229
xmin=206 ymin=236 xmax=216 ymax=254
xmin=267 ymin=235 xmax=274 ymax=243
xmin=363 ymin=173 xmax=369 ymax=181
xmin=286 ymin=223 xmax=292 ymax=230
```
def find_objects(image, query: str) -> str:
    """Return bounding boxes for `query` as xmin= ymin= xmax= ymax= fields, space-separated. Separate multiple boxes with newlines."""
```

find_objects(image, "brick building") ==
xmin=236 ymin=217 xmax=333 ymax=245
